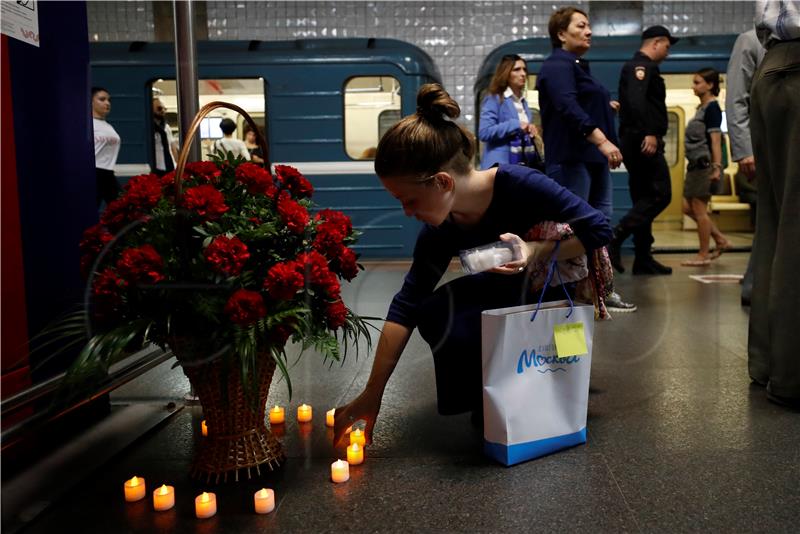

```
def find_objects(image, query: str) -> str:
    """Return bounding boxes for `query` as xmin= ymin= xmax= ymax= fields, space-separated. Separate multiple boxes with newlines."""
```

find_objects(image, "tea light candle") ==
xmin=326 ymin=408 xmax=335 ymax=427
xmin=153 ymin=484 xmax=175 ymax=511
xmin=195 ymin=491 xmax=217 ymax=519
xmin=347 ymin=443 xmax=364 ymax=465
xmin=330 ymin=459 xmax=350 ymax=483
xmin=201 ymin=420 xmax=208 ymax=436
xmin=297 ymin=404 xmax=312 ymax=423
xmin=350 ymin=428 xmax=366 ymax=447
xmin=123 ymin=476 xmax=146 ymax=502
xmin=268 ymin=406 xmax=285 ymax=425
xmin=254 ymin=488 xmax=275 ymax=514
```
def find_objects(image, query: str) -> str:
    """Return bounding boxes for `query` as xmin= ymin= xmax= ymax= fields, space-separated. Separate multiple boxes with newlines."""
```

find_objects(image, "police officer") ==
xmin=609 ymin=26 xmax=678 ymax=275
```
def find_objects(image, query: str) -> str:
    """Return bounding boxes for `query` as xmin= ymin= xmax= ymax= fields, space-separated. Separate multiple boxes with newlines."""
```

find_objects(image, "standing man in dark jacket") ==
xmin=609 ymin=26 xmax=678 ymax=275
xmin=151 ymin=98 xmax=177 ymax=177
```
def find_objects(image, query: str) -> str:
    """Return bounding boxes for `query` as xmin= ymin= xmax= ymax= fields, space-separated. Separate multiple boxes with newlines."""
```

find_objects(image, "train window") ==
xmin=663 ymin=111 xmax=680 ymax=167
xmin=344 ymin=76 xmax=401 ymax=160
xmin=150 ymin=78 xmax=266 ymax=161
xmin=378 ymin=109 xmax=401 ymax=141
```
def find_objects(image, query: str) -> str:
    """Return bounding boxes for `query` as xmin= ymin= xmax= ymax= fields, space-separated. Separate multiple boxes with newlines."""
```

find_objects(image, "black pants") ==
xmin=416 ymin=272 xmax=573 ymax=415
xmin=747 ymin=40 xmax=800 ymax=399
xmin=618 ymin=134 xmax=672 ymax=257
xmin=96 ymin=168 xmax=121 ymax=207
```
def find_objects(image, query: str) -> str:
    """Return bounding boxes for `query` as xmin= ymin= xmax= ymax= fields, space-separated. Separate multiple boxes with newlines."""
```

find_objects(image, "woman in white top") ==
xmin=213 ymin=118 xmax=250 ymax=160
xmin=92 ymin=86 xmax=121 ymax=207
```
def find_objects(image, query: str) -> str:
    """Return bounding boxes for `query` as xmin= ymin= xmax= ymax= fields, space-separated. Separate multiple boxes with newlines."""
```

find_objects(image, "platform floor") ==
xmin=18 ymin=252 xmax=800 ymax=533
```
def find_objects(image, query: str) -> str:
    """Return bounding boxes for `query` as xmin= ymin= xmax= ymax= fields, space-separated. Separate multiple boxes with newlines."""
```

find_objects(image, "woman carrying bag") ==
xmin=478 ymin=54 xmax=541 ymax=170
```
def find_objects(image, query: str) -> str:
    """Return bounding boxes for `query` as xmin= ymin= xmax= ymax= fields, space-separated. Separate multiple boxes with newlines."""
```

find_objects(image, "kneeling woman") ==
xmin=333 ymin=84 xmax=611 ymax=445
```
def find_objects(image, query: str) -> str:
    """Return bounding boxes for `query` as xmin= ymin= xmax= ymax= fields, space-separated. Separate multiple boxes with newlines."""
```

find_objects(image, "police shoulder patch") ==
xmin=635 ymin=66 xmax=646 ymax=81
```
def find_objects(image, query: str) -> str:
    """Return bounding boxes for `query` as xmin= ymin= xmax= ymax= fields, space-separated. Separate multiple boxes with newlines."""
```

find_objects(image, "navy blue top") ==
xmin=386 ymin=164 xmax=612 ymax=328
xmin=536 ymin=48 xmax=618 ymax=164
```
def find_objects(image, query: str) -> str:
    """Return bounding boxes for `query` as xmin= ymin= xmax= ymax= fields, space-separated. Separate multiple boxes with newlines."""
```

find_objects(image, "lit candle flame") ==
xmin=201 ymin=492 xmax=209 ymax=503
xmin=300 ymin=404 xmax=309 ymax=410
xmin=258 ymin=488 xmax=268 ymax=498
xmin=130 ymin=476 xmax=139 ymax=486
xmin=351 ymin=443 xmax=360 ymax=452
xmin=158 ymin=485 xmax=169 ymax=495
xmin=272 ymin=406 xmax=280 ymax=412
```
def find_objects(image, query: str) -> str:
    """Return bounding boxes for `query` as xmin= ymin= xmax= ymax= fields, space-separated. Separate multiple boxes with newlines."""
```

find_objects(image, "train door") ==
xmin=653 ymin=106 xmax=686 ymax=230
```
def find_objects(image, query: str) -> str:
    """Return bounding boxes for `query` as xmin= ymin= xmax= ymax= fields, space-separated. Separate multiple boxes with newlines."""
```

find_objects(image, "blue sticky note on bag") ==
xmin=554 ymin=322 xmax=587 ymax=358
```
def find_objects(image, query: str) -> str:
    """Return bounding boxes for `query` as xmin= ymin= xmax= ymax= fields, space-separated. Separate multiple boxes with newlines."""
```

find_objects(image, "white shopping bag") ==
xmin=481 ymin=297 xmax=594 ymax=466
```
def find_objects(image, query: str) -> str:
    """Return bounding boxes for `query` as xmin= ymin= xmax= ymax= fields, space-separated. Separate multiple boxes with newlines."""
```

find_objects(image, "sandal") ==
xmin=681 ymin=258 xmax=712 ymax=267
xmin=710 ymin=241 xmax=732 ymax=260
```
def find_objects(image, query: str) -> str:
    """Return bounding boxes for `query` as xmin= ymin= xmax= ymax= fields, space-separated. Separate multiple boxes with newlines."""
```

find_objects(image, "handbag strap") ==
xmin=529 ymin=241 xmax=575 ymax=322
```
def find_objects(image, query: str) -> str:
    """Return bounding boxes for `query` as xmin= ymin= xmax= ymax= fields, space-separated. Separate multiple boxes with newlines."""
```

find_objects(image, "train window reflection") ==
xmin=344 ymin=76 xmax=401 ymax=160
xmin=150 ymin=78 xmax=266 ymax=161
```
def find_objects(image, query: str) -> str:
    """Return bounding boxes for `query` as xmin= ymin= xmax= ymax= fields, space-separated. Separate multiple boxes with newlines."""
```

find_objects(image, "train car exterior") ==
xmin=474 ymin=35 xmax=740 ymax=232
xmin=90 ymin=38 xmax=441 ymax=258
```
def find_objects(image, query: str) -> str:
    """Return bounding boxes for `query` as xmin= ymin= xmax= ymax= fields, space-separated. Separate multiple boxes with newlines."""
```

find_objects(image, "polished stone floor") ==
xmin=18 ymin=253 xmax=800 ymax=533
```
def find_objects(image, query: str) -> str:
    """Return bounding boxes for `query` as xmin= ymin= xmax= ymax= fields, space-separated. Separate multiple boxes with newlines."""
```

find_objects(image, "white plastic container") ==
xmin=459 ymin=241 xmax=523 ymax=274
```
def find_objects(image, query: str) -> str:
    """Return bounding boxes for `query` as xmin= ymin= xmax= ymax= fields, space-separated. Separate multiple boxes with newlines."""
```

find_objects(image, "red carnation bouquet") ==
xmin=74 ymin=154 xmax=372 ymax=398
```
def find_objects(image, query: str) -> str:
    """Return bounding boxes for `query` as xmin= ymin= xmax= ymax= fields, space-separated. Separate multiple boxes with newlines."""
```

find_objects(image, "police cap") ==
xmin=641 ymin=25 xmax=679 ymax=45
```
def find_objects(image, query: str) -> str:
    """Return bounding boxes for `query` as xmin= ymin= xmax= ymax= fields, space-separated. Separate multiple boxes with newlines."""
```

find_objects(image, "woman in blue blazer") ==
xmin=478 ymin=54 xmax=538 ymax=169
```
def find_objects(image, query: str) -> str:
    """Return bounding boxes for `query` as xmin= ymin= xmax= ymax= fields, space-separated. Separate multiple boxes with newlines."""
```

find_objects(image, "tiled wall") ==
xmin=87 ymin=0 xmax=153 ymax=43
xmin=643 ymin=1 xmax=756 ymax=36
xmin=88 ymin=1 xmax=756 ymax=126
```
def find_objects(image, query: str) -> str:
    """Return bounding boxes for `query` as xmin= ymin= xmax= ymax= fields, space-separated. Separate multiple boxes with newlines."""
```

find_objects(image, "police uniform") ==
xmin=610 ymin=32 xmax=676 ymax=275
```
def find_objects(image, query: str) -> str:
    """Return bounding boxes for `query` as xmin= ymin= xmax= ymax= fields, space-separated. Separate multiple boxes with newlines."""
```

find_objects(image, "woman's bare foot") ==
xmin=681 ymin=255 xmax=712 ymax=267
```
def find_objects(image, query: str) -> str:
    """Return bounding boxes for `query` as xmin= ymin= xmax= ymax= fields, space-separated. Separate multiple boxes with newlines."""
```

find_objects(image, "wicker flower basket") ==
xmin=181 ymin=354 xmax=285 ymax=482
xmin=172 ymin=103 xmax=283 ymax=482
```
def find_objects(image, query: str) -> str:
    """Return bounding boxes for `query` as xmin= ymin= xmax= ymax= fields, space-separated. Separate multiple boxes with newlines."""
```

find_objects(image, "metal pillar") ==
xmin=173 ymin=0 xmax=200 ymax=162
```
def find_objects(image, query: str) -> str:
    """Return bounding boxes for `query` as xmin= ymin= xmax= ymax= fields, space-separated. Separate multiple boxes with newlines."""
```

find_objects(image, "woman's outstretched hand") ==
xmin=333 ymin=390 xmax=382 ymax=448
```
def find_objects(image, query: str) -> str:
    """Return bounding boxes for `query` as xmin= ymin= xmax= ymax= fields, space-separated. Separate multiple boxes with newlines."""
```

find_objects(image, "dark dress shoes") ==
xmin=632 ymin=257 xmax=673 ymax=275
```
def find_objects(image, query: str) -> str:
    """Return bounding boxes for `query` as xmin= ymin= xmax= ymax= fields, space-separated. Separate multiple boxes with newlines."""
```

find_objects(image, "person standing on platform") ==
xmin=725 ymin=30 xmax=764 ymax=305
xmin=478 ymin=54 xmax=538 ymax=169
xmin=748 ymin=0 xmax=800 ymax=410
xmin=608 ymin=26 xmax=678 ymax=276
xmin=91 ymin=86 xmax=121 ymax=207
xmin=537 ymin=6 xmax=636 ymax=313
xmin=151 ymin=97 xmax=177 ymax=177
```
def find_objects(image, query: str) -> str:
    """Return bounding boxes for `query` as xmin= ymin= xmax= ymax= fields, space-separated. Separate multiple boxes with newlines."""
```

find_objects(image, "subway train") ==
xmin=91 ymin=34 xmax=747 ymax=259
xmin=91 ymin=38 xmax=440 ymax=258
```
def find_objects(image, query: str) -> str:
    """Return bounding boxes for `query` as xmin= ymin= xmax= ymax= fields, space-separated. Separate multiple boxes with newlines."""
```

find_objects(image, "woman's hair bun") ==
xmin=416 ymin=83 xmax=461 ymax=122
